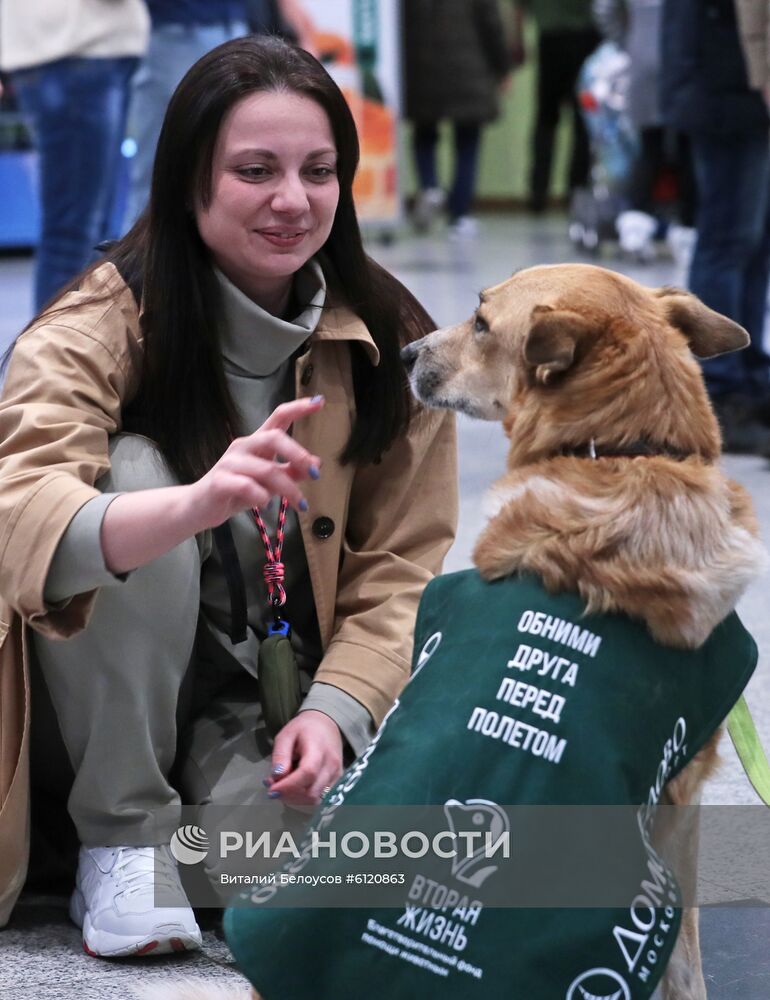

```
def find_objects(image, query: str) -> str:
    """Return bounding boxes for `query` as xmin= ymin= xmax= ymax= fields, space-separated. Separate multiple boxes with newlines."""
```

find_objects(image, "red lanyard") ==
xmin=251 ymin=497 xmax=289 ymax=611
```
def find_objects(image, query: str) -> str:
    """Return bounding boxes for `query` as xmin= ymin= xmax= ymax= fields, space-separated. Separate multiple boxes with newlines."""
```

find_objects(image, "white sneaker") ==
xmin=70 ymin=845 xmax=202 ymax=957
xmin=666 ymin=224 xmax=697 ymax=271
xmin=412 ymin=186 xmax=446 ymax=231
xmin=448 ymin=215 xmax=479 ymax=240
xmin=616 ymin=209 xmax=657 ymax=260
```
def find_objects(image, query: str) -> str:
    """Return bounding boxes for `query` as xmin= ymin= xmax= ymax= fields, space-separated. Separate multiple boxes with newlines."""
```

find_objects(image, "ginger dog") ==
xmin=399 ymin=262 xmax=765 ymax=999
xmin=137 ymin=264 xmax=764 ymax=1000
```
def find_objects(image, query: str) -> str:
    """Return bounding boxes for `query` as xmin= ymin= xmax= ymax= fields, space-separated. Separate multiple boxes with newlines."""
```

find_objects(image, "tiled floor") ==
xmin=1 ymin=214 xmax=769 ymax=998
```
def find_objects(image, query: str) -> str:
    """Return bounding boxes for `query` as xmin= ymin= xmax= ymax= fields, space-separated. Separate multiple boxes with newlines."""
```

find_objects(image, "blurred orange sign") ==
xmin=302 ymin=0 xmax=400 ymax=223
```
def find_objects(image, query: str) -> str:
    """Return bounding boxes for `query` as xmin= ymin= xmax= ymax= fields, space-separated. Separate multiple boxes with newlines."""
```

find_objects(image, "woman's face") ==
xmin=196 ymin=90 xmax=340 ymax=311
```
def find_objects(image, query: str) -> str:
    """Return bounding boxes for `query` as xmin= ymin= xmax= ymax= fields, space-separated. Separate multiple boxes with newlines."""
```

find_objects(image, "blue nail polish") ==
xmin=272 ymin=764 xmax=285 ymax=775
xmin=309 ymin=465 xmax=320 ymax=480
xmin=299 ymin=499 xmax=309 ymax=512
xmin=310 ymin=394 xmax=324 ymax=404
xmin=262 ymin=779 xmax=271 ymax=788
xmin=268 ymin=791 xmax=281 ymax=799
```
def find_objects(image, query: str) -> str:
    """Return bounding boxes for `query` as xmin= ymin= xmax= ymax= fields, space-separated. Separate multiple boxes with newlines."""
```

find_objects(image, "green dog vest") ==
xmin=225 ymin=571 xmax=757 ymax=999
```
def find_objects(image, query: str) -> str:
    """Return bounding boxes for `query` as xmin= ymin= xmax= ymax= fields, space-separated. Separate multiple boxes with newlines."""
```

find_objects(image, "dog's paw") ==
xmin=129 ymin=980 xmax=254 ymax=1000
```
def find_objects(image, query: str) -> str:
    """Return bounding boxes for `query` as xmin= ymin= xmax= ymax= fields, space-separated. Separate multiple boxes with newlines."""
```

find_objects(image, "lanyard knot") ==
xmin=252 ymin=497 xmax=289 ymax=609
xmin=262 ymin=560 xmax=286 ymax=606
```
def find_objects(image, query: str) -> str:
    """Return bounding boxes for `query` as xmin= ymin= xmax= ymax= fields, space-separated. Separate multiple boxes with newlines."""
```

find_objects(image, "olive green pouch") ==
xmin=257 ymin=632 xmax=302 ymax=739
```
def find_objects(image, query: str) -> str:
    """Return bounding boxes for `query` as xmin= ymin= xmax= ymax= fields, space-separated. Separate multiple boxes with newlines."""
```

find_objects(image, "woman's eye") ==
xmin=474 ymin=316 xmax=488 ymax=334
xmin=308 ymin=166 xmax=336 ymax=180
xmin=237 ymin=166 xmax=270 ymax=179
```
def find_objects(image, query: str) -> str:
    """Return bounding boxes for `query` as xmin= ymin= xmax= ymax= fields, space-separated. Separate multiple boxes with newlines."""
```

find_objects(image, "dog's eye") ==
xmin=474 ymin=316 xmax=489 ymax=334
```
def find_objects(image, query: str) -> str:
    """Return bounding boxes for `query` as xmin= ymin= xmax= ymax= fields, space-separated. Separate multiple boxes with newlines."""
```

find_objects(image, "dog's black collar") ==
xmin=560 ymin=439 xmax=694 ymax=461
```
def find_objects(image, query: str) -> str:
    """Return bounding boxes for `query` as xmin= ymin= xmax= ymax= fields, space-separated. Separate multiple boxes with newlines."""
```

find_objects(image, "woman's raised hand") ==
xmin=100 ymin=396 xmax=324 ymax=576
xmin=189 ymin=396 xmax=324 ymax=529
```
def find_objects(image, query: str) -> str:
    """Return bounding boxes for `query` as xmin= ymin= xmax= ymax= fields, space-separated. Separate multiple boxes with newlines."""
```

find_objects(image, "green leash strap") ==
xmin=728 ymin=695 xmax=770 ymax=806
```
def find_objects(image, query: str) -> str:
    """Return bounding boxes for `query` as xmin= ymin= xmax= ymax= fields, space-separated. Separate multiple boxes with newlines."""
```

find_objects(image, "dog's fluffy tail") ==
xmin=130 ymin=981 xmax=254 ymax=1000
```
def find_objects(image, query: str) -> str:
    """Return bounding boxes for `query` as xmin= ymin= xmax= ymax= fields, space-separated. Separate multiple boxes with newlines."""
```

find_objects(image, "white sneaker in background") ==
xmin=412 ymin=186 xmax=446 ymax=231
xmin=70 ymin=845 xmax=202 ymax=957
xmin=666 ymin=224 xmax=697 ymax=272
xmin=448 ymin=215 xmax=479 ymax=240
xmin=615 ymin=210 xmax=657 ymax=260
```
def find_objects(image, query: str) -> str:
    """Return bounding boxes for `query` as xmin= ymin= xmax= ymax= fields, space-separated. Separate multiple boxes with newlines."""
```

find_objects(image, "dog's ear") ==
xmin=524 ymin=306 xmax=594 ymax=384
xmin=655 ymin=287 xmax=749 ymax=358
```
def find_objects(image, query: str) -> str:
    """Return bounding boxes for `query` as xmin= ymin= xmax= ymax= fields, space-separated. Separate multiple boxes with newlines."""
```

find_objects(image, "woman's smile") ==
xmin=256 ymin=227 xmax=310 ymax=248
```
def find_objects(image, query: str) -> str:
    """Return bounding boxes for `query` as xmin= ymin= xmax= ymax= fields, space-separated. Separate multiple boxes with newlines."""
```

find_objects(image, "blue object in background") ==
xmin=0 ymin=151 xmax=40 ymax=248
xmin=0 ymin=145 xmax=132 ymax=250
xmin=577 ymin=42 xmax=639 ymax=190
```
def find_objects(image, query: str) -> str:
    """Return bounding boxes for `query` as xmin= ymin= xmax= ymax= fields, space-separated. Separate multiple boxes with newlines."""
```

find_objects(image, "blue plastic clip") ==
xmin=269 ymin=618 xmax=291 ymax=637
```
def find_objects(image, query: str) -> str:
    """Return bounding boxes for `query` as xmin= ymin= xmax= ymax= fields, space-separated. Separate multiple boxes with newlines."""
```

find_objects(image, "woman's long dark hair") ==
xmin=25 ymin=36 xmax=434 ymax=483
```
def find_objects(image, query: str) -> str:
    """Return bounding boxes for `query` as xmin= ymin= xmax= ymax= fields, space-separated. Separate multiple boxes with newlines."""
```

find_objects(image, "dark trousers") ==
xmin=413 ymin=122 xmax=482 ymax=220
xmin=530 ymin=28 xmax=599 ymax=210
xmin=688 ymin=132 xmax=770 ymax=400
xmin=627 ymin=127 xmax=696 ymax=227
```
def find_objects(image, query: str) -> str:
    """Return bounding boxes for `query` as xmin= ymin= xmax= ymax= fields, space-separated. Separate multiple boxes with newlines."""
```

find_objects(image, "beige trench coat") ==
xmin=0 ymin=263 xmax=458 ymax=925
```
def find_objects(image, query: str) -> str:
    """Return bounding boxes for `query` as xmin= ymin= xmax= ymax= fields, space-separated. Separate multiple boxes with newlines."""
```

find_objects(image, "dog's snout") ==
xmin=400 ymin=341 xmax=420 ymax=373
xmin=402 ymin=333 xmax=435 ymax=372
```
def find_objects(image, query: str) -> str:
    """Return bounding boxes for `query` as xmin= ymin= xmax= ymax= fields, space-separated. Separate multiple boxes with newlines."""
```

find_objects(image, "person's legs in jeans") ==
xmin=12 ymin=57 xmax=137 ymax=312
xmin=740 ymin=181 xmax=770 ymax=399
xmin=689 ymin=133 xmax=770 ymax=400
xmin=124 ymin=21 xmax=247 ymax=229
xmin=447 ymin=122 xmax=481 ymax=221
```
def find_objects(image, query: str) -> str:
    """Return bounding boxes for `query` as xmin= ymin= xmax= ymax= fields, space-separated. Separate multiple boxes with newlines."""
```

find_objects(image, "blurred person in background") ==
xmin=593 ymin=0 xmax=696 ymax=265
xmin=402 ymin=0 xmax=512 ymax=239
xmin=662 ymin=0 xmax=770 ymax=455
xmin=123 ymin=0 xmax=249 ymax=230
xmin=512 ymin=0 xmax=599 ymax=213
xmin=124 ymin=0 xmax=318 ymax=230
xmin=0 ymin=0 xmax=149 ymax=312
xmin=247 ymin=0 xmax=316 ymax=44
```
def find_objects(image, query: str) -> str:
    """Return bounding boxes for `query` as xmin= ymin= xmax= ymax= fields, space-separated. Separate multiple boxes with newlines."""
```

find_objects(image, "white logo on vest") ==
xmin=443 ymin=799 xmax=511 ymax=888
xmin=415 ymin=631 xmax=442 ymax=676
xmin=566 ymin=967 xmax=631 ymax=1000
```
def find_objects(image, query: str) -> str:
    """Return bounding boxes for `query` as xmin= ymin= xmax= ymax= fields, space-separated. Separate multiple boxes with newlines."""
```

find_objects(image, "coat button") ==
xmin=312 ymin=516 xmax=335 ymax=539
xmin=300 ymin=363 xmax=314 ymax=386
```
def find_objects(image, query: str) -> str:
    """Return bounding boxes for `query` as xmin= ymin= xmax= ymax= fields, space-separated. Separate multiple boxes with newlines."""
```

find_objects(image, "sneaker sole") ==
xmin=70 ymin=888 xmax=202 ymax=958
